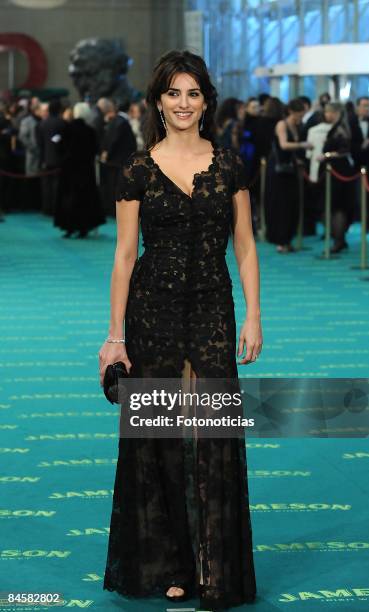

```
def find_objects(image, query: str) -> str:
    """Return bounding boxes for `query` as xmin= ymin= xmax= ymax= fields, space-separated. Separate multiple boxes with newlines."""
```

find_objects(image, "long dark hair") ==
xmin=143 ymin=49 xmax=218 ymax=150
xmin=263 ymin=97 xmax=286 ymax=121
xmin=215 ymin=97 xmax=242 ymax=128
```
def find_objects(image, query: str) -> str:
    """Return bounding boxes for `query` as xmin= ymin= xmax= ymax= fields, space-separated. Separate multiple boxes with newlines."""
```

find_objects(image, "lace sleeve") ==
xmin=115 ymin=152 xmax=143 ymax=202
xmin=230 ymin=150 xmax=249 ymax=195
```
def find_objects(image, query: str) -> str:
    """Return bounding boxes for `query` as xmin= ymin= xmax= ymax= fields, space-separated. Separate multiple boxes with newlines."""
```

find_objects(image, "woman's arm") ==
xmin=109 ymin=198 xmax=140 ymax=337
xmin=232 ymin=189 xmax=263 ymax=364
xmin=275 ymin=120 xmax=311 ymax=151
xmin=98 ymin=197 xmax=140 ymax=384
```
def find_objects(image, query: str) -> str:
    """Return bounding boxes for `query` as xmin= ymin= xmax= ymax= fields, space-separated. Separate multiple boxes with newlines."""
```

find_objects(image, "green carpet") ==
xmin=1 ymin=213 xmax=368 ymax=611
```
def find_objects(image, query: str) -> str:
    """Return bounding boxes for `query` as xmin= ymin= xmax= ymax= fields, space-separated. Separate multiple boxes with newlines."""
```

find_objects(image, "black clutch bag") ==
xmin=103 ymin=361 xmax=130 ymax=404
xmin=275 ymin=161 xmax=296 ymax=175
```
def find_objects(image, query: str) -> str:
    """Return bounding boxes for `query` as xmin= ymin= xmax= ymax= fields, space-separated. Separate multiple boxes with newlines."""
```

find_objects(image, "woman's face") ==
xmin=289 ymin=110 xmax=305 ymax=125
xmin=158 ymin=72 xmax=207 ymax=133
xmin=324 ymin=109 xmax=340 ymax=124
xmin=246 ymin=100 xmax=260 ymax=116
xmin=237 ymin=103 xmax=247 ymax=121
xmin=63 ymin=108 xmax=73 ymax=122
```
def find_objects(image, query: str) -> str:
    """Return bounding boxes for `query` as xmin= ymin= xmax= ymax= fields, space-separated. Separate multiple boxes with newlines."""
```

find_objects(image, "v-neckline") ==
xmin=146 ymin=146 xmax=218 ymax=200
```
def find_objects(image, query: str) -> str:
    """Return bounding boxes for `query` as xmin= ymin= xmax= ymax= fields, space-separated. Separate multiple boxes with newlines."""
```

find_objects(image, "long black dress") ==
xmin=54 ymin=118 xmax=106 ymax=234
xmin=320 ymin=120 xmax=357 ymax=228
xmin=266 ymin=121 xmax=301 ymax=246
xmin=103 ymin=143 xmax=257 ymax=610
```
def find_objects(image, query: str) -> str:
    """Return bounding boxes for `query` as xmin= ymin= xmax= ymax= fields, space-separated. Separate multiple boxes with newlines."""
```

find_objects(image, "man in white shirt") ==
xmin=306 ymin=122 xmax=331 ymax=182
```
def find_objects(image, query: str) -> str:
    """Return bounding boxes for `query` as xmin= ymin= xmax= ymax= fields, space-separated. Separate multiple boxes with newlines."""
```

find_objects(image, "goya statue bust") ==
xmin=69 ymin=37 xmax=140 ymax=104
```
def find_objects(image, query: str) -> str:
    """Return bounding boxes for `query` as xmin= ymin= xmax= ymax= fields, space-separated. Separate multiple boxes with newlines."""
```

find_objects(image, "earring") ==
xmin=159 ymin=109 xmax=167 ymax=132
xmin=200 ymin=110 xmax=205 ymax=131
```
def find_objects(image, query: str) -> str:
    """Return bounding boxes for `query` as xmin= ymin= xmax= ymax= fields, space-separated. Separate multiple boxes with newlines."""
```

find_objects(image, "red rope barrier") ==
xmin=329 ymin=167 xmax=361 ymax=182
xmin=0 ymin=167 xmax=61 ymax=179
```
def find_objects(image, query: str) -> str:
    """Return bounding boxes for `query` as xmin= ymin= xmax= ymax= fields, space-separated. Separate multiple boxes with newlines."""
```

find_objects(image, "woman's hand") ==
xmin=98 ymin=341 xmax=132 ymax=387
xmin=237 ymin=317 xmax=263 ymax=365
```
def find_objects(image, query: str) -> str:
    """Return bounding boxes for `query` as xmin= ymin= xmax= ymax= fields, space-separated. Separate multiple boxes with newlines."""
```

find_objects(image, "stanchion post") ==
xmin=324 ymin=163 xmax=332 ymax=259
xmin=351 ymin=167 xmax=369 ymax=273
xmin=258 ymin=157 xmax=267 ymax=241
xmin=360 ymin=167 xmax=367 ymax=270
xmin=95 ymin=156 xmax=101 ymax=187
xmin=316 ymin=163 xmax=339 ymax=260
xmin=295 ymin=162 xmax=304 ymax=251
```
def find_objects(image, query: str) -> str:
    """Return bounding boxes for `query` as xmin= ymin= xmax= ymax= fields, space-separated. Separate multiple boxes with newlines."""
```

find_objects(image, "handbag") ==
xmin=272 ymin=130 xmax=297 ymax=175
xmin=274 ymin=161 xmax=296 ymax=175
xmin=103 ymin=361 xmax=130 ymax=404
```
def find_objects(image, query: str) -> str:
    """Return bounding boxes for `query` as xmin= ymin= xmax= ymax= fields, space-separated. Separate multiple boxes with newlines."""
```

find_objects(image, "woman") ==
xmin=236 ymin=97 xmax=260 ymax=182
xmin=319 ymin=102 xmax=357 ymax=253
xmin=54 ymin=102 xmax=106 ymax=238
xmin=214 ymin=97 xmax=244 ymax=150
xmin=256 ymin=96 xmax=285 ymax=160
xmin=99 ymin=50 xmax=262 ymax=611
xmin=266 ymin=98 xmax=313 ymax=253
xmin=234 ymin=97 xmax=262 ymax=235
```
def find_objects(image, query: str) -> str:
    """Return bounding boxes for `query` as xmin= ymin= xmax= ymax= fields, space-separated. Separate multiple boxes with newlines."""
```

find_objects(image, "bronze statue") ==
xmin=69 ymin=38 xmax=140 ymax=105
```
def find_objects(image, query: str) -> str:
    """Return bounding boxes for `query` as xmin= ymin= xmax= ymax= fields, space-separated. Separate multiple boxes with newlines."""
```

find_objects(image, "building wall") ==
xmin=0 ymin=0 xmax=185 ymax=99
xmin=187 ymin=0 xmax=369 ymax=101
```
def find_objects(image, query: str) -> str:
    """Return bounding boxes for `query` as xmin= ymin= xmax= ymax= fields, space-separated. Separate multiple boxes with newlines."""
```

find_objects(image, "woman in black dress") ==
xmin=54 ymin=102 xmax=106 ymax=238
xmin=319 ymin=102 xmax=358 ymax=253
xmin=266 ymin=98 xmax=313 ymax=253
xmin=214 ymin=97 xmax=243 ymax=150
xmin=99 ymin=50 xmax=262 ymax=611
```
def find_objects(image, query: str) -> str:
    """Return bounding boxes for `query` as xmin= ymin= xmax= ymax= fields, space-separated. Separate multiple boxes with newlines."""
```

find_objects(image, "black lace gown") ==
xmin=103 ymin=144 xmax=257 ymax=610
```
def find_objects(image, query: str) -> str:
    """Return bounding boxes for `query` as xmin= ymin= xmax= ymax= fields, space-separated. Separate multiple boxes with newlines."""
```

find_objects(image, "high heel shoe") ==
xmin=330 ymin=241 xmax=348 ymax=254
xmin=165 ymin=582 xmax=189 ymax=602
xmin=276 ymin=245 xmax=289 ymax=253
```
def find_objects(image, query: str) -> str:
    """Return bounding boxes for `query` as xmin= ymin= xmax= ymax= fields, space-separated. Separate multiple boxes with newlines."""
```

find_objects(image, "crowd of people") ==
xmin=0 ymin=96 xmax=145 ymax=237
xmin=1 ymin=90 xmax=368 ymax=251
xmin=216 ymin=92 xmax=369 ymax=254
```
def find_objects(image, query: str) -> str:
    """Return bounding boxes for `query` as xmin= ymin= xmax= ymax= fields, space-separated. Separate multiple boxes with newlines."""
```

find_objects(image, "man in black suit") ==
xmin=100 ymin=101 xmax=137 ymax=214
xmin=90 ymin=98 xmax=111 ymax=153
xmin=304 ymin=92 xmax=331 ymax=135
xmin=357 ymin=97 xmax=369 ymax=159
xmin=101 ymin=101 xmax=137 ymax=165
xmin=37 ymin=98 xmax=66 ymax=215
xmin=356 ymin=97 xmax=369 ymax=227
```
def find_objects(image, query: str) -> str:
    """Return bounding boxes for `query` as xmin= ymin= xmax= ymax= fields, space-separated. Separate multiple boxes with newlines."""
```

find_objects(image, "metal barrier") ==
xmin=312 ymin=163 xmax=368 ymax=265
xmin=295 ymin=162 xmax=307 ymax=251
xmin=257 ymin=157 xmax=267 ymax=242
xmin=351 ymin=167 xmax=369 ymax=271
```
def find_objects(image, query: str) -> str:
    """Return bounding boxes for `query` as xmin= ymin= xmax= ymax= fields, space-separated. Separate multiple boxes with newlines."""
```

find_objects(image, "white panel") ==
xmin=254 ymin=63 xmax=299 ymax=76
xmin=299 ymin=44 xmax=369 ymax=75
xmin=10 ymin=0 xmax=67 ymax=7
xmin=184 ymin=10 xmax=203 ymax=57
